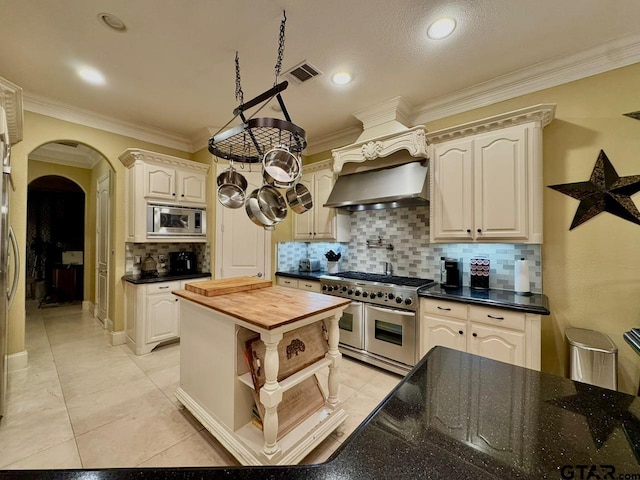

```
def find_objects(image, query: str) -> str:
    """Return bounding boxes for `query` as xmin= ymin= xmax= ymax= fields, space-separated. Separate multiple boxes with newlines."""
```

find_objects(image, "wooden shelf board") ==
xmin=237 ymin=357 xmax=332 ymax=393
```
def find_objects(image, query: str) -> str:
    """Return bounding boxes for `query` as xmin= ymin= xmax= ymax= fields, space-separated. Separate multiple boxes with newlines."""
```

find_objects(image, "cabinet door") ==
xmin=145 ymin=292 xmax=179 ymax=343
xmin=422 ymin=315 xmax=467 ymax=357
xmin=468 ymin=323 xmax=525 ymax=367
xmin=473 ymin=125 xmax=528 ymax=240
xmin=313 ymin=170 xmax=337 ymax=239
xmin=144 ymin=164 xmax=176 ymax=201
xmin=177 ymin=170 xmax=207 ymax=204
xmin=432 ymin=139 xmax=474 ymax=241
xmin=292 ymin=172 xmax=314 ymax=240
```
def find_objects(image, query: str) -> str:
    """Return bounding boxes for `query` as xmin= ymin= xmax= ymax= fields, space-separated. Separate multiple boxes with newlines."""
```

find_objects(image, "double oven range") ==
xmin=320 ymin=272 xmax=434 ymax=375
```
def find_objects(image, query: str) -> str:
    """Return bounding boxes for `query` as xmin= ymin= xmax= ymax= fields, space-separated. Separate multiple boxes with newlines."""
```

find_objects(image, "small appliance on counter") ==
xmin=442 ymin=258 xmax=462 ymax=289
xmin=141 ymin=253 xmax=158 ymax=278
xmin=470 ymin=256 xmax=490 ymax=290
xmin=299 ymin=258 xmax=321 ymax=272
xmin=170 ymin=251 xmax=197 ymax=274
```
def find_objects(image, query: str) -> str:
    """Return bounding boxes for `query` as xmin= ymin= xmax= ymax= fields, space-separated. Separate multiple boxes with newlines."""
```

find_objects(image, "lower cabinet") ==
xmin=420 ymin=298 xmax=540 ymax=370
xmin=275 ymin=276 xmax=321 ymax=293
xmin=125 ymin=277 xmax=210 ymax=355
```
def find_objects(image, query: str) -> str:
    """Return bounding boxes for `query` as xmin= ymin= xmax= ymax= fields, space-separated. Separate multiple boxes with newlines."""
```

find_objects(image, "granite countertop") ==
xmin=2 ymin=346 xmax=639 ymax=478
xmin=418 ymin=283 xmax=550 ymax=315
xmin=275 ymin=270 xmax=328 ymax=281
xmin=122 ymin=272 xmax=211 ymax=285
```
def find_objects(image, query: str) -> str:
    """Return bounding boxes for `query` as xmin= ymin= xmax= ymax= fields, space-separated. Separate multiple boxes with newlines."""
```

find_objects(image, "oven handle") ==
xmin=367 ymin=305 xmax=415 ymax=317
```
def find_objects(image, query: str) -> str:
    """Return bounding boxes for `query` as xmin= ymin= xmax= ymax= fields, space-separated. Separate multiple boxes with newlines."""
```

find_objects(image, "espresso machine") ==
xmin=441 ymin=258 xmax=462 ymax=289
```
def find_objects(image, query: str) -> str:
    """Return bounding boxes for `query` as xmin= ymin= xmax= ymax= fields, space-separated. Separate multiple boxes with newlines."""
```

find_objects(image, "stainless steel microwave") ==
xmin=147 ymin=203 xmax=206 ymax=237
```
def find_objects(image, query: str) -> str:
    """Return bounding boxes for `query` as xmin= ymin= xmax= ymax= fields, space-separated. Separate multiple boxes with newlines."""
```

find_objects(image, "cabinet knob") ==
xmin=181 ymin=194 xmax=185 ymax=197
xmin=172 ymin=193 xmax=176 ymax=196
xmin=458 ymin=330 xmax=464 ymax=335
xmin=175 ymin=298 xmax=178 ymax=302
xmin=477 ymin=228 xmax=482 ymax=233
xmin=472 ymin=332 xmax=478 ymax=337
xmin=466 ymin=229 xmax=471 ymax=233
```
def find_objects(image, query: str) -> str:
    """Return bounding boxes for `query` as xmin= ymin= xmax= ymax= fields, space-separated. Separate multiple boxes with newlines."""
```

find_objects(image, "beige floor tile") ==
xmin=3 ymin=439 xmax=82 ymax=470
xmin=126 ymin=342 xmax=180 ymax=376
xmin=358 ymin=370 xmax=402 ymax=403
xmin=53 ymin=344 xmax=130 ymax=378
xmin=138 ymin=430 xmax=239 ymax=467
xmin=316 ymin=372 xmax=358 ymax=403
xmin=338 ymin=357 xmax=380 ymax=391
xmin=76 ymin=404 xmax=199 ymax=468
xmin=330 ymin=389 xmax=382 ymax=443
xmin=147 ymin=364 xmax=180 ymax=404
xmin=299 ymin=435 xmax=342 ymax=465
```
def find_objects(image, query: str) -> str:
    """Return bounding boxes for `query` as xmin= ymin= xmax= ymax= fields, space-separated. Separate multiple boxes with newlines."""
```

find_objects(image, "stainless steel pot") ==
xmin=285 ymin=183 xmax=313 ymax=214
xmin=245 ymin=186 xmax=288 ymax=230
xmin=217 ymin=167 xmax=248 ymax=209
xmin=262 ymin=146 xmax=301 ymax=188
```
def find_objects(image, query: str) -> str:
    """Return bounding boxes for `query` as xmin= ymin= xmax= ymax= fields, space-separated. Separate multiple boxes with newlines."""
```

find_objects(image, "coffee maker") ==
xmin=169 ymin=251 xmax=197 ymax=274
xmin=442 ymin=258 xmax=462 ymax=289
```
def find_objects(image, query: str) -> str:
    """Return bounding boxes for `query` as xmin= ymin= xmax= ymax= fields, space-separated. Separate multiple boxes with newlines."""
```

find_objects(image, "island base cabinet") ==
xmin=175 ymin=296 xmax=348 ymax=466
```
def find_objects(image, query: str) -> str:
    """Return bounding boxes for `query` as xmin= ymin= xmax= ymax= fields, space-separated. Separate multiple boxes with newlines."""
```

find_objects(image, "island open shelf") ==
xmin=173 ymin=285 xmax=351 ymax=466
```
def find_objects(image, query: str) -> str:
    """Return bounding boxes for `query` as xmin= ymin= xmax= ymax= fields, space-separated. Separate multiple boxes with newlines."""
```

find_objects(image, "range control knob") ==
xmin=395 ymin=297 xmax=403 ymax=304
xmin=327 ymin=286 xmax=334 ymax=292
xmin=322 ymin=285 xmax=327 ymax=291
xmin=377 ymin=291 xmax=383 ymax=298
xmin=347 ymin=289 xmax=354 ymax=295
xmin=388 ymin=293 xmax=395 ymax=300
xmin=341 ymin=286 xmax=348 ymax=293
xmin=362 ymin=291 xmax=369 ymax=298
xmin=355 ymin=290 xmax=361 ymax=296
xmin=404 ymin=298 xmax=413 ymax=306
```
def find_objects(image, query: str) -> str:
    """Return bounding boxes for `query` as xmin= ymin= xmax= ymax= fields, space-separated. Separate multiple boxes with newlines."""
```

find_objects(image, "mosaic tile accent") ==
xmin=125 ymin=242 xmax=211 ymax=274
xmin=277 ymin=206 xmax=543 ymax=293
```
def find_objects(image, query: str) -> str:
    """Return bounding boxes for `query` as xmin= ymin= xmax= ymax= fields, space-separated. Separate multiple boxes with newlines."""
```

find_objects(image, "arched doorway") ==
xmin=26 ymin=176 xmax=84 ymax=305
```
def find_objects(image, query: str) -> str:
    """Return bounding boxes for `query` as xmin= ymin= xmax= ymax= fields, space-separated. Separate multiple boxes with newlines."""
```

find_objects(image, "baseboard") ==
xmin=7 ymin=350 xmax=28 ymax=372
xmin=106 ymin=318 xmax=114 ymax=331
xmin=110 ymin=330 xmax=126 ymax=346
xmin=82 ymin=301 xmax=94 ymax=312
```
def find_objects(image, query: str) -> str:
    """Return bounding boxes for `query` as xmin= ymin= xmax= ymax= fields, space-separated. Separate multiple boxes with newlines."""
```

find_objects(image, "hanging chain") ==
xmin=235 ymin=51 xmax=244 ymax=105
xmin=274 ymin=11 xmax=286 ymax=84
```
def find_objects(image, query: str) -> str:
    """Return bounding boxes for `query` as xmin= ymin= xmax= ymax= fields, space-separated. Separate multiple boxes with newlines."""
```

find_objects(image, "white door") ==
xmin=215 ymin=166 xmax=270 ymax=279
xmin=96 ymin=172 xmax=110 ymax=324
xmin=313 ymin=170 xmax=336 ymax=239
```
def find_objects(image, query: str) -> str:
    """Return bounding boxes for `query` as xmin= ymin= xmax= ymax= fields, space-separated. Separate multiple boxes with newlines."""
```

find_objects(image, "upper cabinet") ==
xmin=428 ymin=105 xmax=555 ymax=244
xmin=292 ymin=160 xmax=350 ymax=242
xmin=119 ymin=148 xmax=210 ymax=242
xmin=0 ymin=76 xmax=24 ymax=144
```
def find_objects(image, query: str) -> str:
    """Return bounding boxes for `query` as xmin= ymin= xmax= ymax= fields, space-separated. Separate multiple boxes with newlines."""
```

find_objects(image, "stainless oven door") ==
xmin=364 ymin=304 xmax=416 ymax=367
xmin=338 ymin=301 xmax=364 ymax=350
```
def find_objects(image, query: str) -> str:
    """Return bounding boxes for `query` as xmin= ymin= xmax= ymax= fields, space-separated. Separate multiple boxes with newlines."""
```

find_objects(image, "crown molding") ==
xmin=118 ymin=148 xmax=209 ymax=172
xmin=0 ymin=76 xmax=24 ymax=144
xmin=412 ymin=33 xmax=640 ymax=125
xmin=23 ymin=92 xmax=194 ymax=153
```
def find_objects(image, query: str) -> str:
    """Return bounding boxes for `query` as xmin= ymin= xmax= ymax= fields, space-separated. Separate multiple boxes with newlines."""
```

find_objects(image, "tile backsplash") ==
xmin=125 ymin=242 xmax=211 ymax=274
xmin=277 ymin=206 xmax=543 ymax=293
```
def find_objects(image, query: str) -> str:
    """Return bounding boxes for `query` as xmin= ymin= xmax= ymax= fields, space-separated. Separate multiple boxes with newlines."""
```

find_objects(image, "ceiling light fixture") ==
xmin=77 ymin=67 xmax=106 ymax=85
xmin=97 ymin=12 xmax=127 ymax=32
xmin=427 ymin=18 xmax=456 ymax=39
xmin=332 ymin=72 xmax=352 ymax=85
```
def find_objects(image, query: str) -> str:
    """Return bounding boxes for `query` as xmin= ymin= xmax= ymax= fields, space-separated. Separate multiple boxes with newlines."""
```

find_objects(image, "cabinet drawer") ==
xmin=276 ymin=277 xmax=299 ymax=289
xmin=298 ymin=280 xmax=321 ymax=293
xmin=146 ymin=281 xmax=181 ymax=295
xmin=469 ymin=305 xmax=525 ymax=331
xmin=421 ymin=298 xmax=467 ymax=319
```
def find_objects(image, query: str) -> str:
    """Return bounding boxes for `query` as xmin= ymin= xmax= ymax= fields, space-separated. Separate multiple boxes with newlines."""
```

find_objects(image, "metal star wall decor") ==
xmin=623 ymin=111 xmax=640 ymax=121
xmin=548 ymin=150 xmax=640 ymax=230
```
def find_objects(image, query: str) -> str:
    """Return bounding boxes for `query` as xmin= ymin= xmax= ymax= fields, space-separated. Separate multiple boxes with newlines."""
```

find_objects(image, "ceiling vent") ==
xmin=284 ymin=61 xmax=323 ymax=84
xmin=55 ymin=141 xmax=79 ymax=148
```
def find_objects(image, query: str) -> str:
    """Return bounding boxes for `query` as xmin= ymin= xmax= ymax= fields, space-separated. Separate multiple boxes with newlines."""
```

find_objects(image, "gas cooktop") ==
xmin=323 ymin=271 xmax=434 ymax=288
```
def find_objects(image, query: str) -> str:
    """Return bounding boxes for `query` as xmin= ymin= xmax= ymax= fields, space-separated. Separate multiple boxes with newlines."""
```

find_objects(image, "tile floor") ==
xmin=0 ymin=301 xmax=401 ymax=470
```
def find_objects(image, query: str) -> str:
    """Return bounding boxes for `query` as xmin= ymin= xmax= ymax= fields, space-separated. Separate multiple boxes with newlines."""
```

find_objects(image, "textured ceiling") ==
xmin=1 ymin=0 xmax=639 ymax=151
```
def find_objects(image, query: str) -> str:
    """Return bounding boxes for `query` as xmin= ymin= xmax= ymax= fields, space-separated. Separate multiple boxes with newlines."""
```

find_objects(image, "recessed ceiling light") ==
xmin=331 ymin=72 xmax=352 ymax=85
xmin=78 ymin=67 xmax=106 ymax=86
xmin=427 ymin=18 xmax=456 ymax=39
xmin=97 ymin=12 xmax=127 ymax=32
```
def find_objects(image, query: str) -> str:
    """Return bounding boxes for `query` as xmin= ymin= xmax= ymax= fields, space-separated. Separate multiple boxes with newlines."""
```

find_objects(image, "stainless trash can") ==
xmin=565 ymin=327 xmax=618 ymax=390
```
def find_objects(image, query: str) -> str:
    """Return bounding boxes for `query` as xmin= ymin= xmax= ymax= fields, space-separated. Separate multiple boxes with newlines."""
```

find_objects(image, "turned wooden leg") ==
xmin=259 ymin=331 xmax=283 ymax=456
xmin=326 ymin=313 xmax=342 ymax=407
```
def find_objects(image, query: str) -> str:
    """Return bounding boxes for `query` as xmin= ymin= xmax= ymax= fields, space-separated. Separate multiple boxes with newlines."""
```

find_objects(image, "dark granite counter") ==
xmin=122 ymin=272 xmax=211 ymax=285
xmin=419 ymin=283 xmax=550 ymax=315
xmin=3 ymin=347 xmax=639 ymax=478
xmin=275 ymin=270 xmax=328 ymax=281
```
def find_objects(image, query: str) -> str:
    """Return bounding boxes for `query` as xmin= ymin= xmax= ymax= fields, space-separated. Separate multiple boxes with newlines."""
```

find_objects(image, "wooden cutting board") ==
xmin=185 ymin=276 xmax=272 ymax=297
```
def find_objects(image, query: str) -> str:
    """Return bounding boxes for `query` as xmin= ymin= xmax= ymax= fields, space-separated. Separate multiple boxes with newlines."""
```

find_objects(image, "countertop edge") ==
xmin=122 ymin=272 xmax=212 ymax=284
xmin=275 ymin=271 xmax=328 ymax=281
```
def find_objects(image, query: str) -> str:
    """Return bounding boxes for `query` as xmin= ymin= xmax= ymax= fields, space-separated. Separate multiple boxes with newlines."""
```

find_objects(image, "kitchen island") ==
xmin=171 ymin=285 xmax=351 ymax=466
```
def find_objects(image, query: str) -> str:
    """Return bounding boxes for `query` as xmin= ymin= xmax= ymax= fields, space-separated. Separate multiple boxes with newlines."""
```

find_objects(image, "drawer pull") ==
xmin=472 ymin=333 xmax=478 ymax=337
xmin=437 ymin=306 xmax=451 ymax=311
xmin=158 ymin=286 xmax=170 ymax=289
xmin=487 ymin=314 xmax=504 ymax=320
xmin=304 ymin=284 xmax=312 ymax=287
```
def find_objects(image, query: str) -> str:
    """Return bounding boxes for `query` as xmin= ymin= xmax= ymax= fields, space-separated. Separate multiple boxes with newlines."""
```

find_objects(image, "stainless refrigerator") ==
xmin=0 ymin=105 xmax=20 ymax=420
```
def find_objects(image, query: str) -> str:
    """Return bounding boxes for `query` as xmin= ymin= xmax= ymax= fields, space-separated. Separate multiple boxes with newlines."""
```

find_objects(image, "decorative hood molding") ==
xmin=0 ymin=76 xmax=24 ymax=144
xmin=331 ymin=97 xmax=428 ymax=173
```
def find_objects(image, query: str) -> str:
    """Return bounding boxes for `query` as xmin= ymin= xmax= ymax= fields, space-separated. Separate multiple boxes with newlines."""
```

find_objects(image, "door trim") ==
xmin=95 ymin=171 xmax=111 ymax=326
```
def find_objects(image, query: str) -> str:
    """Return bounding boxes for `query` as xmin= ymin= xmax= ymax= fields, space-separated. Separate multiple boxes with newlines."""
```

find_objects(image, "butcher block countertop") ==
xmin=173 ymin=285 xmax=350 ymax=330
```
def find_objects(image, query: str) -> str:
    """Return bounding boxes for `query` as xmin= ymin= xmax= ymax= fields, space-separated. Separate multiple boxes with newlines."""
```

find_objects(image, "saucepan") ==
xmin=245 ymin=185 xmax=288 ymax=230
xmin=216 ymin=165 xmax=248 ymax=209
xmin=262 ymin=145 xmax=301 ymax=189
xmin=285 ymin=183 xmax=313 ymax=214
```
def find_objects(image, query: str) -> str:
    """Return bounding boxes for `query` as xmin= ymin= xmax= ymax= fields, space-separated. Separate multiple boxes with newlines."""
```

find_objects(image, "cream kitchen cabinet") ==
xmin=119 ymin=148 xmax=210 ymax=242
xmin=125 ymin=277 xmax=209 ymax=355
xmin=276 ymin=276 xmax=322 ymax=293
xmin=293 ymin=160 xmax=350 ymax=242
xmin=420 ymin=298 xmax=540 ymax=370
xmin=428 ymin=105 xmax=555 ymax=244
